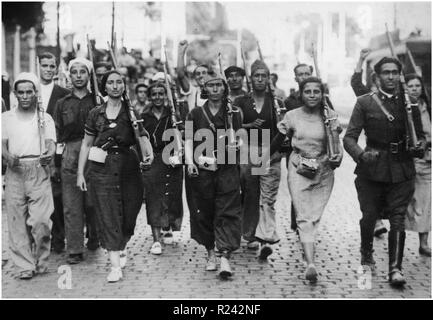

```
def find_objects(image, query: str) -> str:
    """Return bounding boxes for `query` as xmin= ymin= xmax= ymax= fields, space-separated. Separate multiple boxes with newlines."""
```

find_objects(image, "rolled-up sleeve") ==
xmin=277 ymin=111 xmax=292 ymax=135
xmin=45 ymin=114 xmax=57 ymax=142
xmin=84 ymin=109 xmax=97 ymax=136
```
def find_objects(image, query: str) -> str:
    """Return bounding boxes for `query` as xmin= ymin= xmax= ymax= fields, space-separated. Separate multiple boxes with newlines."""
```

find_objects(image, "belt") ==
xmin=106 ymin=146 xmax=131 ymax=155
xmin=367 ymin=139 xmax=406 ymax=154
xmin=18 ymin=155 xmax=40 ymax=162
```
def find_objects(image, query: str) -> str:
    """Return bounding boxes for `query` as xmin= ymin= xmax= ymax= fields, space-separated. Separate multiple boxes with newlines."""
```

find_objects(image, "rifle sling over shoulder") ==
xmin=371 ymin=93 xmax=395 ymax=122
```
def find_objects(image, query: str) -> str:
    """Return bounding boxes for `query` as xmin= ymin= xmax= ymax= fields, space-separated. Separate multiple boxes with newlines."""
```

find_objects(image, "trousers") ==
xmin=61 ymin=140 xmax=97 ymax=255
xmin=190 ymin=165 xmax=242 ymax=253
xmin=240 ymin=145 xmax=281 ymax=243
xmin=5 ymin=160 xmax=53 ymax=273
xmin=355 ymin=176 xmax=415 ymax=251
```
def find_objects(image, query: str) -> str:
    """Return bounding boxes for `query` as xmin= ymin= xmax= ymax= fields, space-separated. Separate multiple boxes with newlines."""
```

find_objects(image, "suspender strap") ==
xmin=372 ymin=93 xmax=395 ymax=122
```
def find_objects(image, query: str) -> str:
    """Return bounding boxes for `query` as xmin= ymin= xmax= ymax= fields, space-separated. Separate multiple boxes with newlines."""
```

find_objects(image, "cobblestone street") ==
xmin=1 ymin=143 xmax=431 ymax=299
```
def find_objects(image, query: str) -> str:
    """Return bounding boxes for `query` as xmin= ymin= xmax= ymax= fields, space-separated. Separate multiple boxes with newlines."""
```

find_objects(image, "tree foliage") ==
xmin=2 ymin=2 xmax=45 ymax=33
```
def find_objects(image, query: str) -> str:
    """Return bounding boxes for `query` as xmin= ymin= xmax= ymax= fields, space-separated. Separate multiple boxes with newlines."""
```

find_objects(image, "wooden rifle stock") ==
xmin=385 ymin=24 xmax=419 ymax=149
xmin=256 ymin=40 xmax=284 ymax=118
xmin=311 ymin=42 xmax=339 ymax=158
xmin=217 ymin=53 xmax=240 ymax=149
xmin=86 ymin=35 xmax=101 ymax=106
xmin=163 ymin=47 xmax=183 ymax=158
xmin=35 ymin=57 xmax=47 ymax=155
xmin=107 ymin=42 xmax=149 ymax=163
xmin=240 ymin=42 xmax=251 ymax=93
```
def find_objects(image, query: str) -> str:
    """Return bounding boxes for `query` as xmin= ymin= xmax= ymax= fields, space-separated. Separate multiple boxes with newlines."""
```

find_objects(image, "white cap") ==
xmin=152 ymin=71 xmax=171 ymax=83
xmin=13 ymin=72 xmax=40 ymax=91
xmin=68 ymin=57 xmax=93 ymax=73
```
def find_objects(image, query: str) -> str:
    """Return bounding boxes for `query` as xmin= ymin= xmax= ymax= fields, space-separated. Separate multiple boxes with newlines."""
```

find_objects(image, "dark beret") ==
xmin=374 ymin=57 xmax=402 ymax=75
xmin=224 ymin=66 xmax=245 ymax=78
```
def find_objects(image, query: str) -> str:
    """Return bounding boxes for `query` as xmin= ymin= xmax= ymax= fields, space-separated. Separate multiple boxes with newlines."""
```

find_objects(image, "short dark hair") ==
xmin=374 ymin=57 xmax=402 ymax=75
xmin=293 ymin=64 xmax=313 ymax=76
xmin=38 ymin=52 xmax=57 ymax=64
xmin=94 ymin=62 xmax=112 ymax=71
xmin=299 ymin=76 xmax=324 ymax=95
xmin=135 ymin=83 xmax=147 ymax=94
xmin=100 ymin=70 xmax=125 ymax=96
xmin=270 ymin=73 xmax=278 ymax=81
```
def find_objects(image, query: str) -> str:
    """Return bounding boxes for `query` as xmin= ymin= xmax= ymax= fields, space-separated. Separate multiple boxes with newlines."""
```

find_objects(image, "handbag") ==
xmin=198 ymin=151 xmax=218 ymax=171
xmin=296 ymin=155 xmax=319 ymax=179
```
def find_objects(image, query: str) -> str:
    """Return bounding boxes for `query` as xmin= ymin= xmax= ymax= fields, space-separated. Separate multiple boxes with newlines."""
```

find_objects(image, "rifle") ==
xmin=107 ymin=41 xmax=151 ymax=166
xmin=385 ymin=23 xmax=419 ymax=150
xmin=218 ymin=52 xmax=241 ymax=150
xmin=256 ymin=40 xmax=284 ymax=118
xmin=163 ymin=46 xmax=184 ymax=166
xmin=240 ymin=41 xmax=251 ymax=93
xmin=86 ymin=35 xmax=102 ymax=106
xmin=35 ymin=57 xmax=47 ymax=156
xmin=311 ymin=42 xmax=340 ymax=159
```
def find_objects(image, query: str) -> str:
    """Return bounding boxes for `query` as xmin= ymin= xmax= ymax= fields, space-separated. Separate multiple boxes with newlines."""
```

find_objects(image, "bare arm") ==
xmin=77 ymin=133 xmax=95 ymax=191
xmin=176 ymin=40 xmax=190 ymax=93
xmin=2 ymin=139 xmax=18 ymax=168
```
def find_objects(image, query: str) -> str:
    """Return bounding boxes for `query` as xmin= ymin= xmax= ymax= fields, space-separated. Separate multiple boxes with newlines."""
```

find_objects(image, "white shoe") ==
xmin=247 ymin=241 xmax=260 ymax=250
xmin=150 ymin=242 xmax=162 ymax=255
xmin=120 ymin=250 xmax=127 ymax=268
xmin=162 ymin=232 xmax=174 ymax=245
xmin=107 ymin=267 xmax=123 ymax=283
xmin=205 ymin=256 xmax=217 ymax=271
xmin=219 ymin=257 xmax=232 ymax=278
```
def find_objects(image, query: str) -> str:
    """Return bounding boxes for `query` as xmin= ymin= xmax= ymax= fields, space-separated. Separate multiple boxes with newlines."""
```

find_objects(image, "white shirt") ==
xmin=40 ymin=81 xmax=54 ymax=110
xmin=2 ymin=108 xmax=56 ymax=157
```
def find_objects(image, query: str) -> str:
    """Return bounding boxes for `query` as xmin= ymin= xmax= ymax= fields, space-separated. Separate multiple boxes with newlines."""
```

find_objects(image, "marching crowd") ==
xmin=1 ymin=39 xmax=431 ymax=288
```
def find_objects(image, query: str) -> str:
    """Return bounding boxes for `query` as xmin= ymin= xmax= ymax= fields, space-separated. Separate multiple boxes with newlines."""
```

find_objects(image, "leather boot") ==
xmin=360 ymin=249 xmax=376 ymax=273
xmin=388 ymin=230 xmax=406 ymax=287
xmin=360 ymin=223 xmax=376 ymax=271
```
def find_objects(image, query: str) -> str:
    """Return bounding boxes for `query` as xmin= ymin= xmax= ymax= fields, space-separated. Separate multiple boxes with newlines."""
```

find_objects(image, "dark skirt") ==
xmin=89 ymin=150 xmax=143 ymax=251
xmin=142 ymin=152 xmax=183 ymax=231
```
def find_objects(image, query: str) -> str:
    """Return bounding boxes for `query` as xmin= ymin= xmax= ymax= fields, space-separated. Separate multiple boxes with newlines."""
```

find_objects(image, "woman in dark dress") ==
xmin=77 ymin=70 xmax=153 ymax=282
xmin=141 ymin=82 xmax=184 ymax=255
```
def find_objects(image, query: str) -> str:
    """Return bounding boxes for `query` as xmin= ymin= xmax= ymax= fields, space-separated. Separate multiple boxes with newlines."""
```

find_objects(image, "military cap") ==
xmin=251 ymin=59 xmax=269 ymax=76
xmin=202 ymin=72 xmax=226 ymax=85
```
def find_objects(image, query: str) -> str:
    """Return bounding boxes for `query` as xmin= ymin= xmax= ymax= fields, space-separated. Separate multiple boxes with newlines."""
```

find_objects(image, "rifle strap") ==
xmin=372 ymin=93 xmax=395 ymax=122
xmin=200 ymin=106 xmax=216 ymax=132
xmin=37 ymin=105 xmax=46 ymax=156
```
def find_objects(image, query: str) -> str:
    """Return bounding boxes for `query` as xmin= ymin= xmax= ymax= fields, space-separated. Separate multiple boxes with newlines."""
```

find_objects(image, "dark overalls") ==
xmin=187 ymin=102 xmax=242 ymax=256
xmin=84 ymin=103 xmax=147 ymax=251
xmin=344 ymin=90 xmax=424 ymax=273
xmin=53 ymin=92 xmax=98 ymax=255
